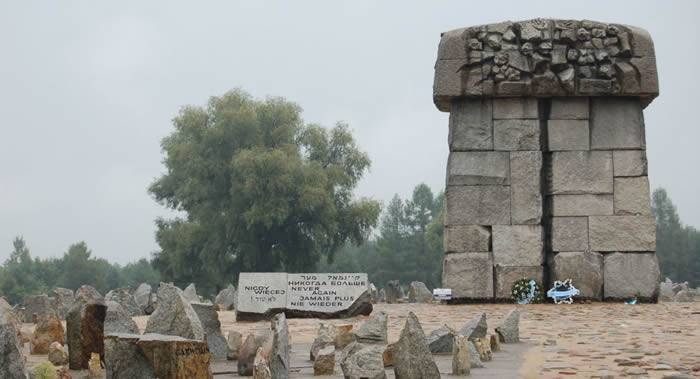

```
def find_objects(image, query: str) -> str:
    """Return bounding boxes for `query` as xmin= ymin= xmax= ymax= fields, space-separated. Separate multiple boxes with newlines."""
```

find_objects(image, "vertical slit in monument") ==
xmin=540 ymin=97 xmax=553 ymax=292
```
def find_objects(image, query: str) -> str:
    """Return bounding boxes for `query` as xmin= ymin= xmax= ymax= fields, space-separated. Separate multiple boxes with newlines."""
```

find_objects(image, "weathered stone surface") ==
xmin=449 ymin=99 xmax=493 ymax=151
xmin=495 ymin=309 xmax=520 ymax=343
xmin=313 ymin=345 xmax=335 ymax=376
xmin=385 ymin=281 xmax=402 ymax=304
xmin=144 ymin=283 xmax=204 ymax=340
xmin=493 ymin=225 xmax=544 ymax=266
xmin=74 ymin=285 xmax=103 ymax=304
xmin=613 ymin=150 xmax=647 ymax=177
xmin=340 ymin=342 xmax=387 ymax=379
xmin=377 ymin=289 xmax=386 ymax=303
xmin=353 ymin=311 xmax=388 ymax=344
xmin=452 ymin=334 xmax=471 ymax=375
xmin=473 ymin=337 xmax=492 ymax=361
xmin=67 ymin=299 xmax=106 ymax=370
xmin=434 ymin=21 xmax=659 ymax=109
xmin=215 ymin=284 xmax=237 ymax=311
xmin=183 ymin=283 xmax=200 ymax=303
xmin=549 ymin=151 xmax=613 ymax=194
xmin=467 ymin=340 xmax=484 ymax=368
xmin=459 ymin=313 xmax=487 ymax=341
xmin=493 ymin=97 xmax=539 ymax=119
xmin=510 ymin=151 xmax=543 ymax=224
xmin=133 ymin=283 xmax=154 ymax=315
xmin=494 ymin=266 xmax=544 ymax=300
xmin=0 ymin=310 xmax=26 ymax=379
xmin=52 ymin=287 xmax=75 ymax=320
xmin=445 ymin=185 xmax=510 ymax=225
xmin=332 ymin=324 xmax=354 ymax=349
xmin=547 ymin=120 xmax=590 ymax=151
xmin=239 ymin=333 xmax=264 ymax=376
xmin=614 ymin=177 xmax=652 ymax=215
xmin=382 ymin=342 xmax=395 ymax=367
xmin=226 ymin=331 xmax=242 ymax=361
xmin=104 ymin=334 xmax=157 ymax=379
xmin=105 ymin=300 xmax=139 ymax=335
xmin=659 ymin=278 xmax=674 ymax=302
xmin=393 ymin=312 xmax=440 ymax=379
xmin=550 ymin=97 xmax=589 ymax=119
xmin=604 ymin=252 xmax=660 ymax=300
xmin=444 ymin=225 xmax=491 ymax=253
xmin=30 ymin=314 xmax=65 ymax=354
xmin=589 ymin=216 xmax=656 ymax=251
xmin=551 ymin=194 xmax=614 ymax=216
xmin=253 ymin=344 xmax=272 ymax=379
xmin=551 ymin=217 xmax=589 ymax=252
xmin=590 ymin=97 xmax=644 ymax=149
xmin=310 ymin=324 xmax=334 ymax=361
xmin=489 ymin=334 xmax=501 ymax=352
xmin=550 ymin=251 xmax=604 ymax=299
xmin=443 ymin=253 xmax=494 ymax=299
xmin=426 ymin=324 xmax=455 ymax=354
xmin=23 ymin=294 xmax=54 ymax=323
xmin=447 ymin=151 xmax=509 ymax=185
xmin=191 ymin=302 xmax=227 ymax=360
xmin=48 ymin=341 xmax=68 ymax=366
xmin=434 ymin=59 xmax=468 ymax=111
xmin=130 ymin=333 xmax=212 ymax=379
xmin=270 ymin=313 xmax=289 ymax=379
xmin=408 ymin=282 xmax=432 ymax=303
xmin=494 ymin=119 xmax=541 ymax=151
xmin=105 ymin=288 xmax=142 ymax=317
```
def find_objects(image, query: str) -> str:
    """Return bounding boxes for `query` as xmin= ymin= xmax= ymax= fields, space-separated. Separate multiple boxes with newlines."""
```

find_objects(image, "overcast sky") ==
xmin=1 ymin=1 xmax=698 ymax=264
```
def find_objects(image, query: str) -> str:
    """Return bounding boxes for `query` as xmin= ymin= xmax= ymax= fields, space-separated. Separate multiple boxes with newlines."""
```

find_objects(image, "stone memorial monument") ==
xmin=236 ymin=273 xmax=372 ymax=320
xmin=434 ymin=19 xmax=660 ymax=302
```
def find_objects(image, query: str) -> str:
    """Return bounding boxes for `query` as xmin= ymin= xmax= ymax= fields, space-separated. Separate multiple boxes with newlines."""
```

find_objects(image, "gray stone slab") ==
xmin=547 ymin=120 xmax=590 ymax=151
xmin=549 ymin=151 xmax=613 ymax=195
xmin=444 ymin=225 xmax=491 ymax=253
xmin=442 ymin=253 xmax=494 ymax=300
xmin=286 ymin=273 xmax=369 ymax=313
xmin=510 ymin=151 xmax=543 ymax=225
xmin=549 ymin=251 xmax=604 ymax=300
xmin=447 ymin=152 xmax=509 ymax=186
xmin=550 ymin=98 xmax=589 ymax=120
xmin=433 ymin=59 xmax=467 ymax=101
xmin=613 ymin=150 xmax=648 ymax=177
xmin=614 ymin=177 xmax=652 ymax=215
xmin=551 ymin=217 xmax=589 ymax=252
xmin=493 ymin=225 xmax=544 ymax=266
xmin=604 ymin=252 xmax=660 ymax=300
xmin=590 ymin=97 xmax=644 ymax=150
xmin=494 ymin=266 xmax=543 ymax=300
xmin=236 ymin=273 xmax=288 ymax=317
xmin=494 ymin=119 xmax=541 ymax=151
xmin=445 ymin=185 xmax=511 ymax=225
xmin=589 ymin=216 xmax=656 ymax=251
xmin=550 ymin=194 xmax=614 ymax=216
xmin=493 ymin=98 xmax=539 ymax=119
xmin=449 ymin=99 xmax=493 ymax=151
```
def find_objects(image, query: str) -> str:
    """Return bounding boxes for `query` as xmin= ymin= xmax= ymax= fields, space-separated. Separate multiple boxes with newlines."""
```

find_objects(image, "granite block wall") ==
xmin=434 ymin=18 xmax=660 ymax=302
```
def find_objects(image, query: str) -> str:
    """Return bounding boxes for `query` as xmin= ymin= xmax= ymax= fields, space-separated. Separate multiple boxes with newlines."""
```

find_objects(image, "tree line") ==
xmin=1 ymin=89 xmax=698 ymax=305
xmin=0 ymin=238 xmax=160 ymax=305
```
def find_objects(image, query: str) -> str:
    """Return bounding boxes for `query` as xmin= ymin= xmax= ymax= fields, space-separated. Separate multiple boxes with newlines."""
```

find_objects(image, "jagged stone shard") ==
xmin=434 ymin=19 xmax=658 ymax=112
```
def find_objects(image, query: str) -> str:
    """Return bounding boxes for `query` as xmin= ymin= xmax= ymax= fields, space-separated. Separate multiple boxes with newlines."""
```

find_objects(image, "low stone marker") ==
xmin=236 ymin=273 xmax=372 ymax=320
xmin=105 ymin=333 xmax=212 ymax=379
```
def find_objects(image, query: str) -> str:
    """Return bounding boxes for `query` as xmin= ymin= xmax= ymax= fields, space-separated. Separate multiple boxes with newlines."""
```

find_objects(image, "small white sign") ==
xmin=433 ymin=288 xmax=452 ymax=301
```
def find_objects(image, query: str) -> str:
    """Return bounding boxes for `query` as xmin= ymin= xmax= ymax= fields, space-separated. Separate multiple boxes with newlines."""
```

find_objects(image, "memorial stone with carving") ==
xmin=435 ymin=19 xmax=660 ymax=302
xmin=236 ymin=273 xmax=372 ymax=320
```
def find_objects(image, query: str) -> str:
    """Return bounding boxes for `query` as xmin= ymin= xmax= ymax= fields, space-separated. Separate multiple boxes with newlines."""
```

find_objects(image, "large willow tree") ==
xmin=149 ymin=89 xmax=380 ymax=292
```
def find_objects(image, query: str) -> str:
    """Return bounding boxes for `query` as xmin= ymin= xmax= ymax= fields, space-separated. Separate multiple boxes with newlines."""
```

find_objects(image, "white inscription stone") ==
xmin=287 ymin=273 xmax=368 ymax=313
xmin=236 ymin=272 xmax=288 ymax=315
xmin=236 ymin=272 xmax=371 ymax=320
